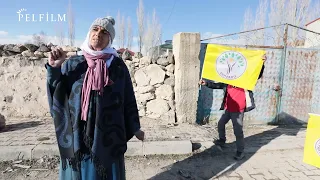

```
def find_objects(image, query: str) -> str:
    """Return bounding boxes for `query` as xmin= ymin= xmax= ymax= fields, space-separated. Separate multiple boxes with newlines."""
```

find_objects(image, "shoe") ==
xmin=233 ymin=151 xmax=245 ymax=160
xmin=214 ymin=139 xmax=226 ymax=147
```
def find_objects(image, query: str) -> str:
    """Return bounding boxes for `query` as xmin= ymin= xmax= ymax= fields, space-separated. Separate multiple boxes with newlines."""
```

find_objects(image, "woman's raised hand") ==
xmin=48 ymin=47 xmax=67 ymax=68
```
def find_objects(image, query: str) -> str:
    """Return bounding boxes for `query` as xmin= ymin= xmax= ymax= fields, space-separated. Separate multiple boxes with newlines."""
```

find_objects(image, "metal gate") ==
xmin=197 ymin=24 xmax=320 ymax=124
xmin=278 ymin=48 xmax=320 ymax=123
xmin=197 ymin=43 xmax=283 ymax=124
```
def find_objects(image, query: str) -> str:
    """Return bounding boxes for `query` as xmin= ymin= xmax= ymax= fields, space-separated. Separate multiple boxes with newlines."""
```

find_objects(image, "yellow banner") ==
xmin=303 ymin=113 xmax=320 ymax=168
xmin=201 ymin=44 xmax=265 ymax=90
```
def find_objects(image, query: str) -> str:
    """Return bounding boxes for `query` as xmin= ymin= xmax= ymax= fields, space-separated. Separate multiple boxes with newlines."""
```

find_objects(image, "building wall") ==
xmin=305 ymin=20 xmax=320 ymax=48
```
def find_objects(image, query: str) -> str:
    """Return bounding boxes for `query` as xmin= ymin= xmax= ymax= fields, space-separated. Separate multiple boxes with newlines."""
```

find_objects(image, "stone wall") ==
xmin=127 ymin=54 xmax=176 ymax=123
xmin=0 ymin=43 xmax=176 ymax=123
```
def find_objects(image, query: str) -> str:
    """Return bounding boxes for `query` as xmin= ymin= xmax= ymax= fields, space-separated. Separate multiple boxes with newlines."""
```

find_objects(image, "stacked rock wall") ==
xmin=126 ymin=54 xmax=176 ymax=123
xmin=0 ymin=44 xmax=176 ymax=123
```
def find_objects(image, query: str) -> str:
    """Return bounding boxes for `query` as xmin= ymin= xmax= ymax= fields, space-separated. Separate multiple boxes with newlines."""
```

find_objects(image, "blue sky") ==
xmin=0 ymin=0 xmax=276 ymax=50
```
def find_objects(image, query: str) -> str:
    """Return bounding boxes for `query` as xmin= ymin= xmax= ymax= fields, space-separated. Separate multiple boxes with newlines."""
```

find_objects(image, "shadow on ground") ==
xmin=0 ymin=121 xmax=43 ymax=133
xmin=149 ymin=122 xmax=305 ymax=180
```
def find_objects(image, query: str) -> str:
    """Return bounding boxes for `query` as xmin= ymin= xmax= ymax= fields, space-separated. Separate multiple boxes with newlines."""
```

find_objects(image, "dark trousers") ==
xmin=218 ymin=110 xmax=245 ymax=152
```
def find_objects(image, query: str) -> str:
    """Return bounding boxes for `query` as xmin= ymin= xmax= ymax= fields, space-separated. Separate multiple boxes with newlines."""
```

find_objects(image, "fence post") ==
xmin=275 ymin=24 xmax=289 ymax=123
xmin=173 ymin=32 xmax=201 ymax=123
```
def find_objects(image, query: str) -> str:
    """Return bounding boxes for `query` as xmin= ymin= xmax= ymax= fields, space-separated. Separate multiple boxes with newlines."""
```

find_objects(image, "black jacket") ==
xmin=205 ymin=64 xmax=265 ymax=112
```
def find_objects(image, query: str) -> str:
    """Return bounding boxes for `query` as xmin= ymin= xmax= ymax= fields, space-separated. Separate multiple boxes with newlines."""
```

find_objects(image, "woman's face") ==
xmin=89 ymin=26 xmax=110 ymax=50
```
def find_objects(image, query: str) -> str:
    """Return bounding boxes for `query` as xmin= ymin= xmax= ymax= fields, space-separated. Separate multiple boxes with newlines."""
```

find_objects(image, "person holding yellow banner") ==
xmin=199 ymin=55 xmax=266 ymax=160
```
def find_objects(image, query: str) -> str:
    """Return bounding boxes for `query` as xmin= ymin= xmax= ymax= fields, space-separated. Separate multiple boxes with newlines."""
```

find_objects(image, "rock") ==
xmin=151 ymin=57 xmax=157 ymax=64
xmin=30 ymin=57 xmax=40 ymax=60
xmin=159 ymin=65 xmax=167 ymax=71
xmin=139 ymin=109 xmax=146 ymax=116
xmin=14 ymin=45 xmax=28 ymax=53
xmin=43 ymin=52 xmax=50 ymax=58
xmin=140 ymin=56 xmax=151 ymax=66
xmin=38 ymin=44 xmax=50 ymax=52
xmin=145 ymin=64 xmax=166 ymax=85
xmin=61 ymin=46 xmax=78 ymax=52
xmin=134 ymin=86 xmax=155 ymax=94
xmin=134 ymin=68 xmax=150 ymax=87
xmin=157 ymin=58 xmax=170 ymax=66
xmin=66 ymin=52 xmax=76 ymax=57
xmin=24 ymin=44 xmax=39 ymax=52
xmin=3 ymin=96 xmax=13 ymax=103
xmin=4 ymin=44 xmax=27 ymax=53
xmin=154 ymin=84 xmax=161 ymax=88
xmin=22 ymin=50 xmax=34 ymax=57
xmin=136 ymin=93 xmax=155 ymax=105
xmin=3 ymin=44 xmax=14 ymax=52
xmin=134 ymin=52 xmax=143 ymax=59
xmin=166 ymin=64 xmax=174 ymax=73
xmin=0 ymin=113 xmax=6 ymax=131
xmin=50 ymin=45 xmax=58 ymax=50
xmin=168 ymin=100 xmax=175 ymax=111
xmin=47 ymin=42 xmax=54 ymax=49
xmin=131 ymin=77 xmax=135 ymax=84
xmin=132 ymin=58 xmax=139 ymax=63
xmin=34 ymin=51 xmax=45 ymax=58
xmin=2 ymin=51 xmax=17 ymax=56
xmin=0 ymin=57 xmax=13 ymax=66
xmin=137 ymin=103 xmax=144 ymax=111
xmin=146 ymin=99 xmax=170 ymax=115
xmin=155 ymin=84 xmax=174 ymax=100
xmin=0 ymin=45 xmax=4 ymax=50
xmin=160 ymin=110 xmax=176 ymax=123
xmin=147 ymin=113 xmax=161 ymax=119
xmin=166 ymin=71 xmax=174 ymax=77
xmin=164 ymin=76 xmax=175 ymax=86
xmin=125 ymin=60 xmax=135 ymax=77
xmin=168 ymin=52 xmax=174 ymax=64
xmin=125 ymin=60 xmax=133 ymax=66
xmin=15 ymin=54 xmax=23 ymax=59
xmin=122 ymin=49 xmax=132 ymax=60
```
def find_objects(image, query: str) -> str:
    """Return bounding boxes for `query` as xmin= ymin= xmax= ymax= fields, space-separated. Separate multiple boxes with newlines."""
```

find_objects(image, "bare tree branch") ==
xmin=241 ymin=7 xmax=254 ymax=44
xmin=136 ymin=0 xmax=145 ymax=55
xmin=286 ymin=0 xmax=311 ymax=43
xmin=268 ymin=0 xmax=286 ymax=45
xmin=127 ymin=17 xmax=133 ymax=50
xmin=55 ymin=22 xmax=65 ymax=46
xmin=116 ymin=10 xmax=122 ymax=49
xmin=143 ymin=9 xmax=162 ymax=59
xmin=67 ymin=0 xmax=75 ymax=46
xmin=121 ymin=15 xmax=126 ymax=48
xmin=32 ymin=31 xmax=47 ymax=46
xmin=307 ymin=0 xmax=320 ymax=23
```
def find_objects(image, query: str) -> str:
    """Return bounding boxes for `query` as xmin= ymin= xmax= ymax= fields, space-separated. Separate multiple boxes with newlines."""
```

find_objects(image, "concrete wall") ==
xmin=173 ymin=33 xmax=201 ymax=123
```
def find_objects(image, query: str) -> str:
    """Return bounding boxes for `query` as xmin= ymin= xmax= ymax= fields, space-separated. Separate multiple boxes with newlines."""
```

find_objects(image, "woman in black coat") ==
xmin=46 ymin=16 xmax=144 ymax=180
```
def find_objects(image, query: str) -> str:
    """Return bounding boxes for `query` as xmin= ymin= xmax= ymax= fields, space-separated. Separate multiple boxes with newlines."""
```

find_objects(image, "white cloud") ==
xmin=0 ymin=31 xmax=8 ymax=36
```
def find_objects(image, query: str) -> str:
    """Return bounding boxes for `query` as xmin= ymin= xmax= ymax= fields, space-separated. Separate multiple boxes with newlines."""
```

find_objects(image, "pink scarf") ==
xmin=81 ymin=51 xmax=114 ymax=121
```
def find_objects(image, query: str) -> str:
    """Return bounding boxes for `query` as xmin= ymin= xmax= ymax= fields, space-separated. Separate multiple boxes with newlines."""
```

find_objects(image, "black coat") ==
xmin=46 ymin=55 xmax=140 ymax=178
